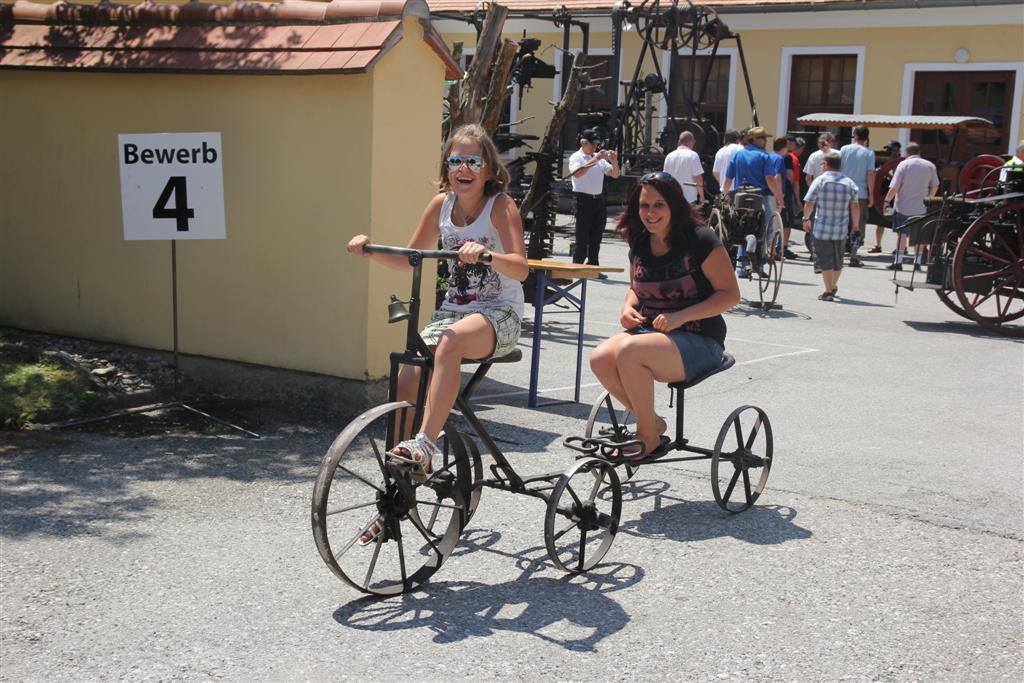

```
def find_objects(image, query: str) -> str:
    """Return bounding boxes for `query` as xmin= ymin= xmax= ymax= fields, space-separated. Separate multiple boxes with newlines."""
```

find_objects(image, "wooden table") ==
xmin=526 ymin=259 xmax=625 ymax=408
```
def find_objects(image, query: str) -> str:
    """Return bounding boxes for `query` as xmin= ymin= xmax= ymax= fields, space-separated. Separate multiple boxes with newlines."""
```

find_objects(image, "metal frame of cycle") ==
xmin=312 ymin=245 xmax=776 ymax=596
xmin=311 ymin=245 xmax=625 ymax=596
xmin=568 ymin=354 xmax=773 ymax=514
xmin=707 ymin=187 xmax=785 ymax=309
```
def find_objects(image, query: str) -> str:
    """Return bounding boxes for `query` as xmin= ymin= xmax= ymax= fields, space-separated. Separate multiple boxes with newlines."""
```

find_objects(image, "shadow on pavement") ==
xmin=332 ymin=528 xmax=640 ymax=652
xmin=616 ymin=482 xmax=811 ymax=545
xmin=903 ymin=319 xmax=1024 ymax=340
xmin=0 ymin=429 xmax=322 ymax=541
xmin=728 ymin=304 xmax=811 ymax=320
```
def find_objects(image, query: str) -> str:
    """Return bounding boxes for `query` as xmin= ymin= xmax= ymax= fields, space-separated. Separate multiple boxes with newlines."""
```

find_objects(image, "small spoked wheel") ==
xmin=757 ymin=213 xmax=785 ymax=307
xmin=586 ymin=390 xmax=639 ymax=482
xmin=311 ymin=402 xmax=472 ymax=595
xmin=545 ymin=457 xmax=622 ymax=573
xmin=711 ymin=405 xmax=773 ymax=513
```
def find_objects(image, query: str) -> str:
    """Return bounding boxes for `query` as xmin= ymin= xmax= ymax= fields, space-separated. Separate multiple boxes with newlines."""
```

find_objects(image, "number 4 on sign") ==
xmin=152 ymin=176 xmax=195 ymax=232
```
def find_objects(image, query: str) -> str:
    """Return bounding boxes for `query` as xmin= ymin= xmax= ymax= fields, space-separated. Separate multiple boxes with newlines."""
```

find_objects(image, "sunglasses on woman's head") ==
xmin=641 ymin=171 xmax=676 ymax=184
xmin=446 ymin=155 xmax=485 ymax=172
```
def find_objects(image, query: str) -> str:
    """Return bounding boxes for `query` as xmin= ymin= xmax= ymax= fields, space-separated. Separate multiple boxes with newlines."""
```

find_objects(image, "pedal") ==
xmin=563 ymin=436 xmax=599 ymax=455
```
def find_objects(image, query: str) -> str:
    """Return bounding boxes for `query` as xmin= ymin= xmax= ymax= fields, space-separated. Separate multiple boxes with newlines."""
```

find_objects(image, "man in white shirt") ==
xmin=568 ymin=129 xmax=620 ymax=272
xmin=712 ymin=129 xmax=743 ymax=186
xmin=883 ymin=141 xmax=939 ymax=271
xmin=804 ymin=132 xmax=836 ymax=187
xmin=663 ymin=130 xmax=704 ymax=205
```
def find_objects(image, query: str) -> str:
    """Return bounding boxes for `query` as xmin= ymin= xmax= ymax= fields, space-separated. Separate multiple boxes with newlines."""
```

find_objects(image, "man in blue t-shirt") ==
xmin=839 ymin=125 xmax=876 ymax=267
xmin=722 ymin=127 xmax=784 ymax=275
xmin=722 ymin=126 xmax=785 ymax=234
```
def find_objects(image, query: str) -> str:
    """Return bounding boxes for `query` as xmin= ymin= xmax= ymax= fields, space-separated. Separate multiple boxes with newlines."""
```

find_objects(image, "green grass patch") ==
xmin=0 ymin=350 xmax=101 ymax=429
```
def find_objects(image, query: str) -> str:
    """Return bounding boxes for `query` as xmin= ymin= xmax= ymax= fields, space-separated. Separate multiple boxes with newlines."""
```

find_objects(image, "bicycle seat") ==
xmin=461 ymin=349 xmax=522 ymax=365
xmin=668 ymin=352 xmax=735 ymax=391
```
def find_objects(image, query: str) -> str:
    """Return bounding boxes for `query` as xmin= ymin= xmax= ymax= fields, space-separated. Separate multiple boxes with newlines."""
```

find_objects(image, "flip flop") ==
xmin=608 ymin=436 xmax=672 ymax=463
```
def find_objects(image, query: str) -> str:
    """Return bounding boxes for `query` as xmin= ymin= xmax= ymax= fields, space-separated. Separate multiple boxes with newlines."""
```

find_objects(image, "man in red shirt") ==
xmin=785 ymin=135 xmax=806 ymax=259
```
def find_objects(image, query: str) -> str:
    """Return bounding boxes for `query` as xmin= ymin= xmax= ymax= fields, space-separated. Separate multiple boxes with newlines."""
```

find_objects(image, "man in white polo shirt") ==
xmin=712 ymin=129 xmax=743 ymax=186
xmin=569 ymin=128 xmax=620 ymax=275
xmin=663 ymin=130 xmax=705 ymax=205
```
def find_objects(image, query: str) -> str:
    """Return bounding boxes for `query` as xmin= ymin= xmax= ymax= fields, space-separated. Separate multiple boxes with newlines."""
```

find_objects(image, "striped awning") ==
xmin=796 ymin=113 xmax=995 ymax=130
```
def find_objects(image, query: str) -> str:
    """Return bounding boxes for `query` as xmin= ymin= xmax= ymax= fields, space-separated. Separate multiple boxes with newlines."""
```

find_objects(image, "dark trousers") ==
xmin=572 ymin=193 xmax=606 ymax=265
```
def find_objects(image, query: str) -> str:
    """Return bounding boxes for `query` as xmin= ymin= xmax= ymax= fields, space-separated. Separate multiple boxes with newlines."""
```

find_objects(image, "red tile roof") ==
xmin=0 ymin=1 xmax=461 ymax=78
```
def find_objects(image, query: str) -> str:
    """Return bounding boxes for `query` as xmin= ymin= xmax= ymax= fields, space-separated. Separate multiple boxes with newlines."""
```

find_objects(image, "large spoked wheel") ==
xmin=586 ymin=390 xmax=639 ymax=482
xmin=711 ymin=405 xmax=773 ymax=513
xmin=311 ymin=402 xmax=472 ymax=596
xmin=757 ymin=213 xmax=785 ymax=306
xmin=545 ymin=457 xmax=622 ymax=573
xmin=958 ymin=154 xmax=1005 ymax=196
xmin=708 ymin=207 xmax=728 ymax=244
xmin=952 ymin=200 xmax=1024 ymax=336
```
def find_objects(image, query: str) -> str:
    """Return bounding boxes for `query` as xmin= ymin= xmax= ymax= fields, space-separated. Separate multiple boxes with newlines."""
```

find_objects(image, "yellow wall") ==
xmin=0 ymin=17 xmax=445 ymax=381
xmin=365 ymin=18 xmax=450 ymax=377
xmin=732 ymin=24 xmax=1024 ymax=141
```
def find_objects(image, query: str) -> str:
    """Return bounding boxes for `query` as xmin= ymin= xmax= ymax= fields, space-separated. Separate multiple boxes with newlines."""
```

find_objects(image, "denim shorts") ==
xmin=627 ymin=326 xmax=725 ymax=380
xmin=891 ymin=211 xmax=919 ymax=235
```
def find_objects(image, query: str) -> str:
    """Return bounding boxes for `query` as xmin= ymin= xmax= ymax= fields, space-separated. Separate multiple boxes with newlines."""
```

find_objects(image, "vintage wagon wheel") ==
xmin=707 ymin=206 xmax=728 ymax=246
xmin=311 ymin=402 xmax=472 ymax=595
xmin=586 ymin=390 xmax=640 ymax=482
xmin=958 ymin=154 xmax=1004 ymax=196
xmin=710 ymin=405 xmax=773 ymax=513
xmin=545 ymin=457 xmax=622 ymax=573
xmin=757 ymin=212 xmax=785 ymax=306
xmin=929 ymin=219 xmax=975 ymax=320
xmin=871 ymin=157 xmax=902 ymax=225
xmin=677 ymin=5 xmax=725 ymax=50
xmin=952 ymin=200 xmax=1024 ymax=336
xmin=620 ymin=106 xmax=663 ymax=172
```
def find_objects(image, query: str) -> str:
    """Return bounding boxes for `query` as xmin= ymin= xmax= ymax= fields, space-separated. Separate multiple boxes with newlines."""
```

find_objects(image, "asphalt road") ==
xmin=2 ymin=224 xmax=1021 ymax=682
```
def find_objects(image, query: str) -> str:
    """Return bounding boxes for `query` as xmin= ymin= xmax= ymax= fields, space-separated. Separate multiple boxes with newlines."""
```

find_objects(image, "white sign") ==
xmin=119 ymin=132 xmax=226 ymax=240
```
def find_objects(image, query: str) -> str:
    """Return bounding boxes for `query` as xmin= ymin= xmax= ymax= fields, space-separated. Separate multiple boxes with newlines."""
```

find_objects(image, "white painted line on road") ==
xmin=476 ymin=343 xmax=819 ymax=401
xmin=477 ymin=381 xmax=603 ymax=401
xmin=728 ymin=336 xmax=818 ymax=352
xmin=734 ymin=348 xmax=819 ymax=366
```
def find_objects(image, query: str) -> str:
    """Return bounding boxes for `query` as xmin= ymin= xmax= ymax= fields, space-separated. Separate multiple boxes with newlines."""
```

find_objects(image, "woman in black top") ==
xmin=590 ymin=172 xmax=739 ymax=457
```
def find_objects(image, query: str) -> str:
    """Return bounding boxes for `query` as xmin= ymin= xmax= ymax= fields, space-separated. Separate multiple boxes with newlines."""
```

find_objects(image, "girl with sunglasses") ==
xmin=347 ymin=125 xmax=527 ymax=538
xmin=590 ymin=172 xmax=739 ymax=458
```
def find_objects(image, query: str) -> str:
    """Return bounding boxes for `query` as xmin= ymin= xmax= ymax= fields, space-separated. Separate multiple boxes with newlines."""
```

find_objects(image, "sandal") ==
xmin=817 ymin=291 xmax=834 ymax=301
xmin=359 ymin=514 xmax=386 ymax=546
xmin=387 ymin=433 xmax=436 ymax=482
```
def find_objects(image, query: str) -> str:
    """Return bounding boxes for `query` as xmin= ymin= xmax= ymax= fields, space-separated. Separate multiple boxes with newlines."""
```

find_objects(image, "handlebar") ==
xmin=363 ymin=244 xmax=492 ymax=264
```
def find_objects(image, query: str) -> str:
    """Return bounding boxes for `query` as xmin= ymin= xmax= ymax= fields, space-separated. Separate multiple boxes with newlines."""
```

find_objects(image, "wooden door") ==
xmin=911 ymin=70 xmax=1014 ymax=160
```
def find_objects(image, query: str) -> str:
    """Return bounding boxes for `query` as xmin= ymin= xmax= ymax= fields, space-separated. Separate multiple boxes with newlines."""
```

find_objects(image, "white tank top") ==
xmin=439 ymin=192 xmax=524 ymax=319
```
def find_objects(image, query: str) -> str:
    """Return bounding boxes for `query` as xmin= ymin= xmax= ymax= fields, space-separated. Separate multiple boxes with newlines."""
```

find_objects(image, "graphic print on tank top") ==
xmin=632 ymin=253 xmax=705 ymax=334
xmin=442 ymin=234 xmax=503 ymax=306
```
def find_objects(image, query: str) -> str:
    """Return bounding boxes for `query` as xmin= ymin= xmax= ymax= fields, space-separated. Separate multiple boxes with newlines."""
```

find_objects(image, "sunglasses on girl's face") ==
xmin=446 ymin=155 xmax=485 ymax=172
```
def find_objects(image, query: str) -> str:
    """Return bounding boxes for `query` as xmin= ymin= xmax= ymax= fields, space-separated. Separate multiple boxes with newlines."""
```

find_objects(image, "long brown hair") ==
xmin=617 ymin=172 xmax=702 ymax=251
xmin=437 ymin=124 xmax=510 ymax=196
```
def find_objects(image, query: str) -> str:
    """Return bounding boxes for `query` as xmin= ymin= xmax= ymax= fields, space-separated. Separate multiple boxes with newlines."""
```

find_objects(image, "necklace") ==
xmin=455 ymin=195 xmax=487 ymax=225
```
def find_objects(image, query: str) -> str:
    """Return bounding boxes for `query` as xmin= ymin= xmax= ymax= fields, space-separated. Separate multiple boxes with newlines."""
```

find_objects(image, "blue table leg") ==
xmin=528 ymin=270 xmax=547 ymax=408
xmin=575 ymin=278 xmax=586 ymax=404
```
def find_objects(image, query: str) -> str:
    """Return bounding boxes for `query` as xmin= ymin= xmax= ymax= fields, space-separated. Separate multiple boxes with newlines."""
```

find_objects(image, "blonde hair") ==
xmin=438 ymin=124 xmax=510 ymax=196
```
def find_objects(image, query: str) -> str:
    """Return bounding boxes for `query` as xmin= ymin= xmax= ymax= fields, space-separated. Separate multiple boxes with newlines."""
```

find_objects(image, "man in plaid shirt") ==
xmin=803 ymin=152 xmax=860 ymax=301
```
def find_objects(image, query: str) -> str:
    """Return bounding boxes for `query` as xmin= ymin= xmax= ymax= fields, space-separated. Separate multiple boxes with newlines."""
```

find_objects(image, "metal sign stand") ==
xmin=42 ymin=242 xmax=259 ymax=438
